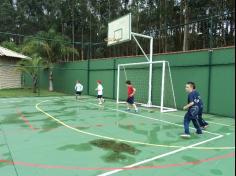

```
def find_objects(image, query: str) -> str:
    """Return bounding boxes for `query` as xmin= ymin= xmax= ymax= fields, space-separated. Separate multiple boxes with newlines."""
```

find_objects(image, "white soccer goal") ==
xmin=116 ymin=61 xmax=177 ymax=112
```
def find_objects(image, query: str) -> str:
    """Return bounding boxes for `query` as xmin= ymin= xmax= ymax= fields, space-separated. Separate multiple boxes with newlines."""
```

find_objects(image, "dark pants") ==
xmin=76 ymin=91 xmax=82 ymax=96
xmin=198 ymin=107 xmax=209 ymax=127
xmin=126 ymin=96 xmax=135 ymax=105
xmin=184 ymin=111 xmax=202 ymax=134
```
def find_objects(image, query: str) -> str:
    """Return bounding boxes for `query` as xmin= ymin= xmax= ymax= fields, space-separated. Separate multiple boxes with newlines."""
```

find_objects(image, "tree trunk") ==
xmin=32 ymin=76 xmax=37 ymax=93
xmin=183 ymin=0 xmax=189 ymax=51
xmin=72 ymin=3 xmax=75 ymax=61
xmin=164 ymin=0 xmax=167 ymax=52
xmin=49 ymin=70 xmax=53 ymax=91
xmin=159 ymin=0 xmax=163 ymax=53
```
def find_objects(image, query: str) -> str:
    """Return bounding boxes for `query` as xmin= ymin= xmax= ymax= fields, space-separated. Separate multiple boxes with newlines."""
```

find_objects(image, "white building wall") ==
xmin=0 ymin=58 xmax=21 ymax=89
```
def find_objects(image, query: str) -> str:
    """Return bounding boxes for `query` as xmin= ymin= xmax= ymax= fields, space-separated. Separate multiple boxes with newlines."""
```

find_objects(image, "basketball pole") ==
xmin=107 ymin=13 xmax=154 ymax=107
xmin=131 ymin=32 xmax=153 ymax=107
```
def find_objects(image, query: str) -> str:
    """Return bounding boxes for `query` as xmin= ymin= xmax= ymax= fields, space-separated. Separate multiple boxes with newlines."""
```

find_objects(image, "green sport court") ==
xmin=0 ymin=96 xmax=234 ymax=176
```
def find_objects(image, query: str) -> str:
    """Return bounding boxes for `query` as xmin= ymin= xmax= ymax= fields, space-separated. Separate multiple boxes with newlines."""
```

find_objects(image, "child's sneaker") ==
xmin=201 ymin=125 xmax=208 ymax=130
xmin=180 ymin=134 xmax=191 ymax=138
xmin=134 ymin=109 xmax=139 ymax=113
xmin=195 ymin=131 xmax=203 ymax=135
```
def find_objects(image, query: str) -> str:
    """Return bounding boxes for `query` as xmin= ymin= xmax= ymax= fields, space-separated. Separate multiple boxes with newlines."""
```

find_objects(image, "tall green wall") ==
xmin=52 ymin=61 xmax=89 ymax=95
xmin=35 ymin=46 xmax=235 ymax=117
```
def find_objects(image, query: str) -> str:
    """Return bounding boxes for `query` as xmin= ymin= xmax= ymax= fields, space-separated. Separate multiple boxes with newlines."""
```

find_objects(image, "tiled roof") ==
xmin=0 ymin=46 xmax=29 ymax=59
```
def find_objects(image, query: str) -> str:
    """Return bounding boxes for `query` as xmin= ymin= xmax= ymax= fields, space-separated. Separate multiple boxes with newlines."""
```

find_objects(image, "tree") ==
xmin=0 ymin=0 xmax=17 ymax=42
xmin=21 ymin=29 xmax=79 ymax=91
xmin=0 ymin=0 xmax=234 ymax=57
xmin=16 ymin=55 xmax=44 ymax=93
xmin=182 ymin=0 xmax=189 ymax=51
xmin=1 ymin=41 xmax=21 ymax=52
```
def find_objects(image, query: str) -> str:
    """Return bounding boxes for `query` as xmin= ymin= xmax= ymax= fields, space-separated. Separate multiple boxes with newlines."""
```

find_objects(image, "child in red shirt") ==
xmin=126 ymin=80 xmax=138 ymax=112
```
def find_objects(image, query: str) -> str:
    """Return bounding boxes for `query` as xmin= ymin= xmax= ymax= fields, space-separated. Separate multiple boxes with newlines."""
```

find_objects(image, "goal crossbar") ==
xmin=118 ymin=61 xmax=168 ymax=67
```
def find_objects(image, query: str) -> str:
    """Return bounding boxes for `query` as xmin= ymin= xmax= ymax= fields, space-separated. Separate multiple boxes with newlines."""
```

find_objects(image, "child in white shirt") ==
xmin=95 ymin=80 xmax=104 ymax=105
xmin=75 ymin=80 xmax=83 ymax=100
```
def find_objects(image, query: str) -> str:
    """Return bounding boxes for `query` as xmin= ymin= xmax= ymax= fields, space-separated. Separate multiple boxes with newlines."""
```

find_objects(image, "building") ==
xmin=0 ymin=46 xmax=29 ymax=89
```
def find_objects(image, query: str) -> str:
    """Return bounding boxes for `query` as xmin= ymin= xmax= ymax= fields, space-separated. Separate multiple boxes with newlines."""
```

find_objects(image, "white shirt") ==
xmin=75 ymin=83 xmax=83 ymax=92
xmin=97 ymin=84 xmax=103 ymax=95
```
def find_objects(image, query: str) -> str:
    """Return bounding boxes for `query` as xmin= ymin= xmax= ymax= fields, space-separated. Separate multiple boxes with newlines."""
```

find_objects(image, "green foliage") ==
xmin=1 ymin=41 xmax=21 ymax=52
xmin=22 ymin=29 xmax=79 ymax=63
xmin=16 ymin=55 xmax=45 ymax=93
xmin=0 ymin=0 xmax=235 ymax=58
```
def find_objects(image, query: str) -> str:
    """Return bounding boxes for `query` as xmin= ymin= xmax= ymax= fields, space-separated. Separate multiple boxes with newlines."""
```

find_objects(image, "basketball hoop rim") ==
xmin=104 ymin=37 xmax=121 ymax=42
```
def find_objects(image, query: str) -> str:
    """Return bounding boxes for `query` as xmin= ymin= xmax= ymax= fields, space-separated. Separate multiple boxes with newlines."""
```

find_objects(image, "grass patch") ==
xmin=0 ymin=88 xmax=68 ymax=97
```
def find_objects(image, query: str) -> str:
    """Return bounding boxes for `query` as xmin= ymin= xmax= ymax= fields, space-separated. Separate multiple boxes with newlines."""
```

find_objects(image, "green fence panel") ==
xmin=156 ymin=50 xmax=210 ymax=66
xmin=89 ymin=70 xmax=114 ymax=98
xmin=38 ymin=69 xmax=49 ymax=90
xmin=209 ymin=65 xmax=235 ymax=117
xmin=52 ymin=61 xmax=88 ymax=95
xmin=211 ymin=47 xmax=235 ymax=65
xmin=90 ymin=59 xmax=115 ymax=70
xmin=34 ymin=47 xmax=234 ymax=117
xmin=171 ymin=66 xmax=210 ymax=111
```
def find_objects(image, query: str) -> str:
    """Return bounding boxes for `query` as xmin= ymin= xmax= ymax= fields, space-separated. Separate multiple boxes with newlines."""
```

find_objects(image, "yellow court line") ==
xmin=35 ymin=99 xmax=235 ymax=150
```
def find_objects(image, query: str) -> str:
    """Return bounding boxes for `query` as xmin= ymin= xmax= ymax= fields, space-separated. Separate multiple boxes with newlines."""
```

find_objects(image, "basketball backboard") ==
xmin=107 ymin=13 xmax=131 ymax=46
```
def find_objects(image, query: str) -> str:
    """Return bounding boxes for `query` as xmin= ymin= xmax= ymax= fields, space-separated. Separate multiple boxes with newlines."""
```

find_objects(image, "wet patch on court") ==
xmin=1 ymin=114 xmax=24 ymax=125
xmin=57 ymin=143 xmax=93 ymax=152
xmin=39 ymin=121 xmax=62 ymax=133
xmin=75 ymin=126 xmax=90 ymax=130
xmin=89 ymin=139 xmax=140 ymax=162
xmin=210 ymin=169 xmax=223 ymax=175
xmin=182 ymin=155 xmax=198 ymax=162
xmin=102 ymin=151 xmax=136 ymax=163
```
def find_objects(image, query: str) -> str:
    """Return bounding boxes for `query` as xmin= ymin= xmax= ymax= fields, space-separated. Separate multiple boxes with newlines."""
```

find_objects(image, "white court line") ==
xmin=78 ymin=97 xmax=235 ymax=128
xmin=36 ymin=98 xmax=234 ymax=150
xmin=163 ymin=113 xmax=235 ymax=128
xmin=139 ymin=106 xmax=235 ymax=128
xmin=206 ymin=121 xmax=235 ymax=127
xmin=0 ymin=100 xmax=23 ymax=104
xmin=79 ymin=98 xmax=233 ymax=175
xmin=146 ymin=108 xmax=235 ymax=127
xmin=35 ymin=97 xmax=232 ymax=176
xmin=36 ymin=100 xmax=188 ymax=149
xmin=75 ymin=98 xmax=228 ymax=176
xmin=82 ymin=100 xmax=221 ymax=137
xmin=97 ymin=135 xmax=223 ymax=176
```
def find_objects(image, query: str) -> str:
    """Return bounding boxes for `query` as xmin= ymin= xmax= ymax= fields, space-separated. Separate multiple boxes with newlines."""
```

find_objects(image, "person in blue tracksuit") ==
xmin=181 ymin=82 xmax=208 ymax=138
xmin=193 ymin=86 xmax=209 ymax=129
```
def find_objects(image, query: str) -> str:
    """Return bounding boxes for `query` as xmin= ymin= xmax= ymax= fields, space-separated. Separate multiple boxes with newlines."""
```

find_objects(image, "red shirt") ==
xmin=127 ymin=85 xmax=134 ymax=97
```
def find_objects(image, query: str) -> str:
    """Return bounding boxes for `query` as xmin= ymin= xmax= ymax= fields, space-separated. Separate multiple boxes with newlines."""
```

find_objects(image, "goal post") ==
xmin=116 ymin=61 xmax=177 ymax=112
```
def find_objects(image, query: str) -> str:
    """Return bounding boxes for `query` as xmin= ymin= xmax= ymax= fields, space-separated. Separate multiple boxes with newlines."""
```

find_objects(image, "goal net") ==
xmin=117 ymin=61 xmax=177 ymax=112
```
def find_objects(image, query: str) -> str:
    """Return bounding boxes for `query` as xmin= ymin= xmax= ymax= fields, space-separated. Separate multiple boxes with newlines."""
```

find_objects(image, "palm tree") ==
xmin=22 ymin=29 xmax=79 ymax=91
xmin=16 ymin=55 xmax=44 ymax=93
